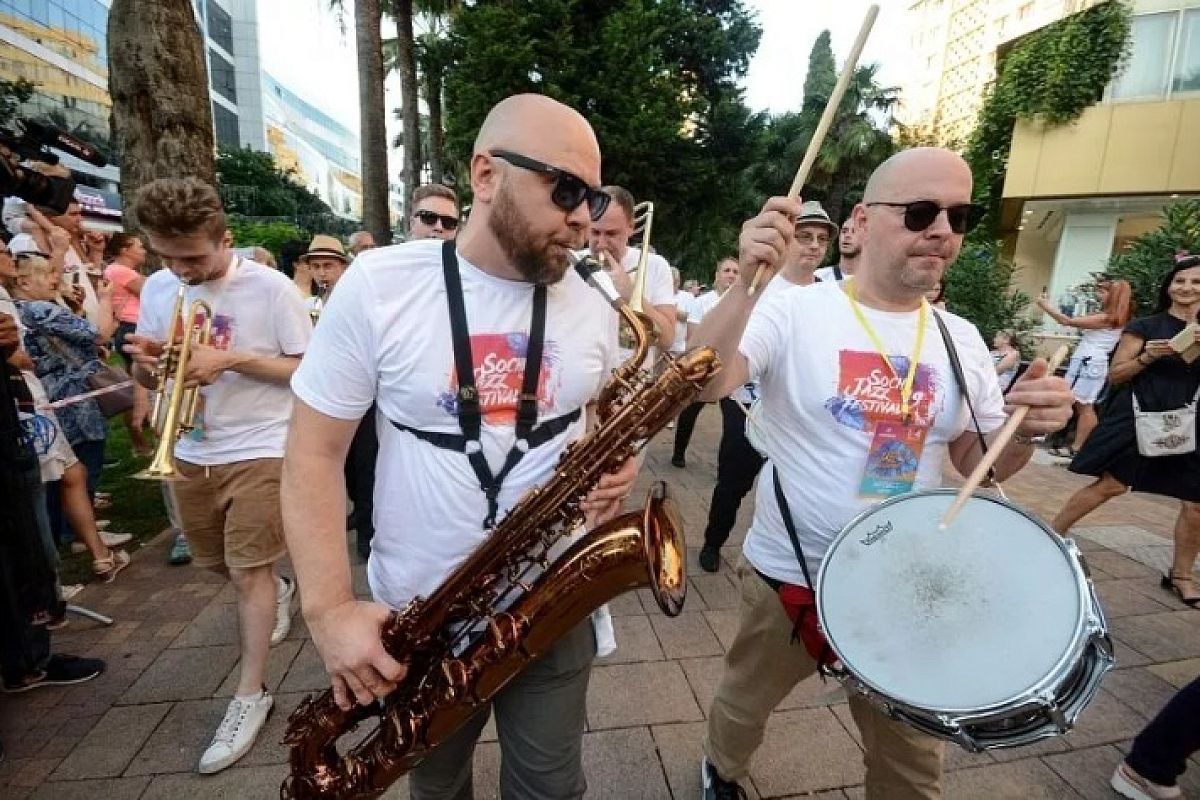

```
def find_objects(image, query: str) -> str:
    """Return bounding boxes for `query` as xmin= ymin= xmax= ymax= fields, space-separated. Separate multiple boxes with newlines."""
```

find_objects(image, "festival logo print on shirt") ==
xmin=183 ymin=312 xmax=235 ymax=442
xmin=823 ymin=350 xmax=942 ymax=432
xmin=436 ymin=332 xmax=560 ymax=425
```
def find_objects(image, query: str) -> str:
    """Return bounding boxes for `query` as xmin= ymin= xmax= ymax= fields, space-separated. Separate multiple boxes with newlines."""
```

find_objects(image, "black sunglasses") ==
xmin=866 ymin=201 xmax=986 ymax=235
xmin=489 ymin=149 xmax=611 ymax=221
xmin=413 ymin=209 xmax=459 ymax=230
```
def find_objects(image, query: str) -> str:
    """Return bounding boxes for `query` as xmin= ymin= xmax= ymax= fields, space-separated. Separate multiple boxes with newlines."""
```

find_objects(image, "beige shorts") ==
xmin=173 ymin=458 xmax=286 ymax=570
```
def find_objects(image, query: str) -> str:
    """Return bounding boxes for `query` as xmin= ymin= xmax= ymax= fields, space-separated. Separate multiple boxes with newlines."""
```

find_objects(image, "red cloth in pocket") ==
xmin=777 ymin=582 xmax=838 ymax=671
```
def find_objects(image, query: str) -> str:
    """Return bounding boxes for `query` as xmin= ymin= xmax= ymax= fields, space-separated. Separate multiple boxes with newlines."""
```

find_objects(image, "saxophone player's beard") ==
xmin=489 ymin=179 xmax=573 ymax=286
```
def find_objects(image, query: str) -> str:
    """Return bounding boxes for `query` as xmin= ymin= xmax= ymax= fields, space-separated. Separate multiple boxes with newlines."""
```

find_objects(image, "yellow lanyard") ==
xmin=846 ymin=280 xmax=928 ymax=422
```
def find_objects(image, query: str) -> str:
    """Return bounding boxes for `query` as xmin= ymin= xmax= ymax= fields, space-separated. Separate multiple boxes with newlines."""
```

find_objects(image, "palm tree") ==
xmin=329 ymin=0 xmax=392 ymax=242
xmin=391 ymin=0 xmax=422 ymax=212
xmin=811 ymin=64 xmax=900 ymax=221
xmin=107 ymin=0 xmax=214 ymax=213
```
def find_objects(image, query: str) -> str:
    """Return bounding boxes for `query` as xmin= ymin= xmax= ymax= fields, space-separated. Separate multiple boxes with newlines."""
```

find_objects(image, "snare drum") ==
xmin=816 ymin=490 xmax=1113 ymax=752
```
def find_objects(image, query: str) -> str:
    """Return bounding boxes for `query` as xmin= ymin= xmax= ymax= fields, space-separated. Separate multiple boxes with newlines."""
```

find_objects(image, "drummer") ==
xmin=689 ymin=147 xmax=1074 ymax=800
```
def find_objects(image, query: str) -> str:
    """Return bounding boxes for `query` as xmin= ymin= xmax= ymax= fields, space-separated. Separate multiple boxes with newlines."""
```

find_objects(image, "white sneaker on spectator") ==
xmin=271 ymin=576 xmax=295 ymax=646
xmin=198 ymin=690 xmax=273 ymax=774
xmin=70 ymin=532 xmax=131 ymax=554
xmin=95 ymin=519 xmax=110 ymax=530
xmin=60 ymin=584 xmax=84 ymax=602
xmin=99 ymin=531 xmax=132 ymax=548
xmin=1111 ymin=762 xmax=1183 ymax=800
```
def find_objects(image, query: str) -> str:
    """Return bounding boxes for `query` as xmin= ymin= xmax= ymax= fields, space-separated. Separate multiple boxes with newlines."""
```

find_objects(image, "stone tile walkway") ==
xmin=2 ymin=411 xmax=1199 ymax=799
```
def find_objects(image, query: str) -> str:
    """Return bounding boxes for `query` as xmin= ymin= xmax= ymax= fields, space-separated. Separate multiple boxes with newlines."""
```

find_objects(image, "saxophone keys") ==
xmin=488 ymin=612 xmax=528 ymax=656
xmin=439 ymin=659 xmax=473 ymax=703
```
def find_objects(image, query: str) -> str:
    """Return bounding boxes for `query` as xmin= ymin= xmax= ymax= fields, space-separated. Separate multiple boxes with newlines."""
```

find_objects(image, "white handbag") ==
xmin=1132 ymin=384 xmax=1199 ymax=457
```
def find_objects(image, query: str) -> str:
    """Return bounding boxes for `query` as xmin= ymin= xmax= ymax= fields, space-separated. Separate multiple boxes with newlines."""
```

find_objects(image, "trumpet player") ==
xmin=284 ymin=94 xmax=638 ymax=800
xmin=123 ymin=177 xmax=311 ymax=775
xmin=300 ymin=235 xmax=350 ymax=323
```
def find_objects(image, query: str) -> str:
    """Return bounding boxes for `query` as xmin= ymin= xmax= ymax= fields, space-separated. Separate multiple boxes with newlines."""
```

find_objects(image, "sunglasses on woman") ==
xmin=866 ymin=200 xmax=986 ymax=235
xmin=489 ymin=149 xmax=611 ymax=221
xmin=413 ymin=209 xmax=460 ymax=230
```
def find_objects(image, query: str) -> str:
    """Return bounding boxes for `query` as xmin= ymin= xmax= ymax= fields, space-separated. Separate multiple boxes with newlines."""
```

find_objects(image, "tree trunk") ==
xmin=427 ymin=67 xmax=445 ymax=185
xmin=357 ymin=0 xmax=392 ymax=245
xmin=107 ymin=0 xmax=214 ymax=224
xmin=393 ymin=0 xmax=422 ymax=211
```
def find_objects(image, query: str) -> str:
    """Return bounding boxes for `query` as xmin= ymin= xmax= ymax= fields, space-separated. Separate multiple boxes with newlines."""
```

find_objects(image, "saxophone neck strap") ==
xmin=441 ymin=239 xmax=548 ymax=528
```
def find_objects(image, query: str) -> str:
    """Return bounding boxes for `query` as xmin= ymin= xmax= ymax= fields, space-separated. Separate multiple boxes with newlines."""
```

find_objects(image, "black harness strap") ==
xmin=931 ymin=310 xmax=995 ymax=485
xmin=389 ymin=240 xmax=558 ymax=529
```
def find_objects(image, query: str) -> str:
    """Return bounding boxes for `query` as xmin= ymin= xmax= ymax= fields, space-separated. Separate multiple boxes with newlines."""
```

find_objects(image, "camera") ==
xmin=0 ymin=117 xmax=107 ymax=215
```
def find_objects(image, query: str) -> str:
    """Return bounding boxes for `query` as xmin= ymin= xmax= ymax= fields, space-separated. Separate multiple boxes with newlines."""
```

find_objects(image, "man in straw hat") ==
xmin=302 ymin=234 xmax=351 ymax=321
xmin=122 ymin=178 xmax=312 ymax=774
xmin=690 ymin=148 xmax=1074 ymax=799
xmin=284 ymin=94 xmax=640 ymax=798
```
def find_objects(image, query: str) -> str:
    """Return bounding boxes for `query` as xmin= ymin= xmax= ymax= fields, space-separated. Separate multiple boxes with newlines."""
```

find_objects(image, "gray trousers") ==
xmin=410 ymin=620 xmax=596 ymax=800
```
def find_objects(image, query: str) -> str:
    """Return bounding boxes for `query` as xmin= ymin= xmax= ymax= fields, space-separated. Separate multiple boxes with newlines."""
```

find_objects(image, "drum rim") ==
xmin=816 ymin=489 xmax=1095 ymax=716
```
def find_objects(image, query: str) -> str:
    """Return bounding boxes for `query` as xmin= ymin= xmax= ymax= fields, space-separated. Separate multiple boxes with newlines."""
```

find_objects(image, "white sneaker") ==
xmin=60 ymin=584 xmax=84 ymax=602
xmin=271 ymin=576 xmax=295 ymax=646
xmin=198 ymin=691 xmax=273 ymax=774
xmin=1111 ymin=762 xmax=1183 ymax=800
xmin=99 ymin=531 xmax=132 ymax=548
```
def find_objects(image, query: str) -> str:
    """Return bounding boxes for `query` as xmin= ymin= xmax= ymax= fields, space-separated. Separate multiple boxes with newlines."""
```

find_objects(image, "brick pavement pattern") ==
xmin=3 ymin=411 xmax=1200 ymax=799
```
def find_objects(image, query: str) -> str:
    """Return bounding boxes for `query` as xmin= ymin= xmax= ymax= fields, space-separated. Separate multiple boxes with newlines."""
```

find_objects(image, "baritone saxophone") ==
xmin=282 ymin=251 xmax=721 ymax=800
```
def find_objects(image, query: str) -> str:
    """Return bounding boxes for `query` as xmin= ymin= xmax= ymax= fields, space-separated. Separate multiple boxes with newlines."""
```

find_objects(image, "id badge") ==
xmin=184 ymin=395 xmax=208 ymax=442
xmin=860 ymin=419 xmax=927 ymax=498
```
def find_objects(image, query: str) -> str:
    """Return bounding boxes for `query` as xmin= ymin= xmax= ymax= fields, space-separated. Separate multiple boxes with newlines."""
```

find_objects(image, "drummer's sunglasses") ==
xmin=866 ymin=200 xmax=987 ymax=235
xmin=489 ymin=149 xmax=611 ymax=221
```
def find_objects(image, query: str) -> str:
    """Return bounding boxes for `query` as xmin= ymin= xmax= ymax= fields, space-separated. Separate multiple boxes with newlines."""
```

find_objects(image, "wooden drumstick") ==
xmin=939 ymin=345 xmax=1070 ymax=529
xmin=747 ymin=4 xmax=880 ymax=296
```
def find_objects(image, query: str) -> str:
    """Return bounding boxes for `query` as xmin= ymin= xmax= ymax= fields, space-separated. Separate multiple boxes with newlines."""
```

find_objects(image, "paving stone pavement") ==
xmin=3 ymin=411 xmax=1199 ymax=799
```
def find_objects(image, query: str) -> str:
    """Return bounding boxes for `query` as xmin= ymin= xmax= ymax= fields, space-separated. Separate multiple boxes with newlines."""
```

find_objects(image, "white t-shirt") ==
xmin=813 ymin=263 xmax=850 ymax=283
xmin=615 ymin=248 xmax=674 ymax=366
xmin=138 ymin=256 xmax=311 ymax=466
xmin=739 ymin=279 xmax=1007 ymax=587
xmin=687 ymin=289 xmax=723 ymax=325
xmin=671 ymin=289 xmax=693 ymax=353
xmin=291 ymin=239 xmax=622 ymax=610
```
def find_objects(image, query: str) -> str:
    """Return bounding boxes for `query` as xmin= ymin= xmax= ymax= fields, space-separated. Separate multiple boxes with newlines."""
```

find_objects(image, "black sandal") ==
xmin=1161 ymin=574 xmax=1200 ymax=609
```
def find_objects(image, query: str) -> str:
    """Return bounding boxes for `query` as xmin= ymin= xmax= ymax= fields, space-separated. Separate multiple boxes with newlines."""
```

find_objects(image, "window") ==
xmin=1174 ymin=9 xmax=1200 ymax=94
xmin=212 ymin=102 xmax=240 ymax=148
xmin=1110 ymin=13 xmax=1174 ymax=100
xmin=206 ymin=0 xmax=233 ymax=54
xmin=208 ymin=48 xmax=237 ymax=102
xmin=1110 ymin=9 xmax=1200 ymax=101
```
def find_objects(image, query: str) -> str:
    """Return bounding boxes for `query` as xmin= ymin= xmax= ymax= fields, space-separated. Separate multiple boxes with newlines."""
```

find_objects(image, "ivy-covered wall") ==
xmin=964 ymin=1 xmax=1132 ymax=237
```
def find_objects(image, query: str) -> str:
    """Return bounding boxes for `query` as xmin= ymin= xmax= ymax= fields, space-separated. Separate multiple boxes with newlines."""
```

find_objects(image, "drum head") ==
xmin=818 ymin=491 xmax=1084 ymax=713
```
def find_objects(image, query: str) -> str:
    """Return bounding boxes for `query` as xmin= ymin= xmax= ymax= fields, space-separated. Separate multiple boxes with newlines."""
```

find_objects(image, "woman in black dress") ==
xmin=1050 ymin=255 xmax=1200 ymax=607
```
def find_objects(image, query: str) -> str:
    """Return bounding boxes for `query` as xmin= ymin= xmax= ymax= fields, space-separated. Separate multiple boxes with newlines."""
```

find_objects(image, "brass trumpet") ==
xmin=137 ymin=285 xmax=214 ymax=481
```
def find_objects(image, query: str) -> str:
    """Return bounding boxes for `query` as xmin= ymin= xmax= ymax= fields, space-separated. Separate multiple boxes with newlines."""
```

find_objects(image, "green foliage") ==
xmin=442 ymin=0 xmax=762 ymax=278
xmin=227 ymin=219 xmax=307 ymax=257
xmin=802 ymin=31 xmax=836 ymax=115
xmin=1105 ymin=200 xmax=1200 ymax=316
xmin=215 ymin=146 xmax=333 ymax=218
xmin=0 ymin=78 xmax=35 ymax=120
xmin=964 ymin=1 xmax=1131 ymax=234
xmin=945 ymin=241 xmax=1035 ymax=351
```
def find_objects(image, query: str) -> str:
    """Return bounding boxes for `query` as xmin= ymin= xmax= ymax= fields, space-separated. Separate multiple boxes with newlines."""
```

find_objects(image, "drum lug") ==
xmin=938 ymin=717 xmax=982 ymax=754
xmin=1037 ymin=691 xmax=1069 ymax=733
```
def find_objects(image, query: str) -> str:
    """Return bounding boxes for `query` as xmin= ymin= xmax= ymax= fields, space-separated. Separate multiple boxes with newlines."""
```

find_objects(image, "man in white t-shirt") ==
xmin=301 ymin=234 xmax=350 ymax=323
xmin=814 ymin=214 xmax=863 ymax=283
xmin=669 ymin=267 xmax=692 ymax=356
xmin=587 ymin=184 xmax=675 ymax=363
xmin=670 ymin=257 xmax=738 ymax=468
xmin=697 ymin=208 xmax=832 ymax=573
xmin=123 ymin=178 xmax=311 ymax=775
xmin=691 ymin=148 xmax=1074 ymax=800
xmin=285 ymin=94 xmax=638 ymax=799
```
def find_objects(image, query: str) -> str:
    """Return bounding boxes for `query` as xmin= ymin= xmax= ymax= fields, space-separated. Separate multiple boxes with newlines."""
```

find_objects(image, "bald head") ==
xmin=863 ymin=147 xmax=972 ymax=204
xmin=473 ymin=94 xmax=601 ymax=183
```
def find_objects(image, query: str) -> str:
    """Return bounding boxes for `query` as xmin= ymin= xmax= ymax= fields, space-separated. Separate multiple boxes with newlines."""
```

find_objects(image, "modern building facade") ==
xmin=0 ymin=0 xmax=362 ymax=219
xmin=900 ymin=0 xmax=1103 ymax=145
xmin=1000 ymin=0 xmax=1200 ymax=316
